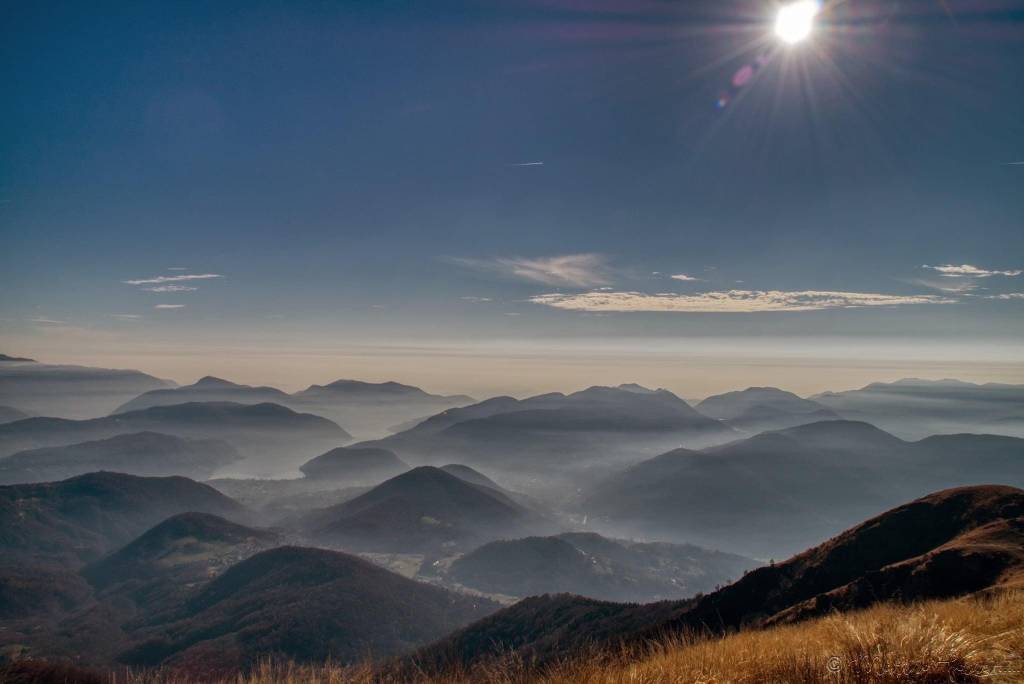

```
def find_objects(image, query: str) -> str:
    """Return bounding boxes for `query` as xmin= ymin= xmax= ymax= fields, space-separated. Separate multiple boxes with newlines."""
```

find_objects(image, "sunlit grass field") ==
xmin=114 ymin=589 xmax=1024 ymax=684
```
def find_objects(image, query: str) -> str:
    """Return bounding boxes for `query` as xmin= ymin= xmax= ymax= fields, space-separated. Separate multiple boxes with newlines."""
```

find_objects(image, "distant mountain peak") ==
xmin=768 ymin=419 xmax=904 ymax=444
xmin=695 ymin=387 xmax=839 ymax=432
xmin=294 ymin=379 xmax=475 ymax=405
xmin=741 ymin=386 xmax=801 ymax=397
xmin=439 ymin=463 xmax=502 ymax=489
xmin=866 ymin=378 xmax=976 ymax=389
xmin=617 ymin=383 xmax=659 ymax=394
xmin=84 ymin=512 xmax=280 ymax=588
xmin=0 ymin=353 xmax=36 ymax=362
xmin=321 ymin=379 xmax=422 ymax=393
xmin=193 ymin=375 xmax=241 ymax=388
xmin=568 ymin=384 xmax=694 ymax=407
xmin=302 ymin=464 xmax=534 ymax=552
xmin=299 ymin=445 xmax=409 ymax=480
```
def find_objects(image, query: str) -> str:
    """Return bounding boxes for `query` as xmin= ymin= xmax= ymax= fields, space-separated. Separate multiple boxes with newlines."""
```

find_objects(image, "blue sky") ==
xmin=2 ymin=0 xmax=1023 ymax=396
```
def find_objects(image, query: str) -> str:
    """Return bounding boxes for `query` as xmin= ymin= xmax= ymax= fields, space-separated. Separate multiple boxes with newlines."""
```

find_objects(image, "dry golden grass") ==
xmin=122 ymin=590 xmax=1024 ymax=684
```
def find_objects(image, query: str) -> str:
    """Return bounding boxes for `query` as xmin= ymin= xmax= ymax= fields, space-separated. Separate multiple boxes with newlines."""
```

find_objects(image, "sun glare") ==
xmin=775 ymin=0 xmax=820 ymax=45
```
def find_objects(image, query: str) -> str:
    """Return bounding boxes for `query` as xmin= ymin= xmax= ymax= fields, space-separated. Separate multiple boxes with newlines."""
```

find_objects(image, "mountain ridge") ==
xmin=302 ymin=466 xmax=542 ymax=552
xmin=413 ymin=484 xmax=1024 ymax=672
xmin=583 ymin=420 xmax=1024 ymax=556
xmin=0 ymin=402 xmax=350 ymax=478
xmin=0 ymin=431 xmax=242 ymax=484
xmin=118 ymin=545 xmax=499 ymax=673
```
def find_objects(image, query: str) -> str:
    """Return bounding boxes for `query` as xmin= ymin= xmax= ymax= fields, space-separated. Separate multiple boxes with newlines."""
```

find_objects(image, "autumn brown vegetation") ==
xmin=85 ymin=589 xmax=1024 ymax=683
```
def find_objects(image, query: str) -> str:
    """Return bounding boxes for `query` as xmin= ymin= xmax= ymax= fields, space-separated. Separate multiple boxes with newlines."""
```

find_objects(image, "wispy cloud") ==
xmin=167 ymin=266 xmax=189 ymax=271
xmin=670 ymin=274 xmax=699 ymax=282
xmin=987 ymin=293 xmax=1024 ymax=300
xmin=27 ymin=317 xmax=67 ymax=325
xmin=460 ymin=296 xmax=493 ymax=303
xmin=529 ymin=290 xmax=957 ymax=313
xmin=123 ymin=273 xmax=224 ymax=285
xmin=510 ymin=161 xmax=544 ymax=166
xmin=154 ymin=304 xmax=185 ymax=309
xmin=922 ymin=264 xmax=1022 ymax=278
xmin=110 ymin=314 xmax=142 ymax=320
xmin=452 ymin=254 xmax=610 ymax=288
xmin=910 ymin=277 xmax=980 ymax=293
xmin=143 ymin=284 xmax=199 ymax=293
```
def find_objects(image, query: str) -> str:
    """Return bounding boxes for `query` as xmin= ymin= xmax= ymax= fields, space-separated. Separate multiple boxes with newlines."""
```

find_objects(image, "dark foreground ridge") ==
xmin=118 ymin=545 xmax=499 ymax=674
xmin=413 ymin=484 xmax=1024 ymax=672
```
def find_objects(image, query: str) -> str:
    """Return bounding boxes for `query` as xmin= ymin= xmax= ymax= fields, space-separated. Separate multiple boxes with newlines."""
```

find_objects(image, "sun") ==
xmin=775 ymin=0 xmax=821 ymax=45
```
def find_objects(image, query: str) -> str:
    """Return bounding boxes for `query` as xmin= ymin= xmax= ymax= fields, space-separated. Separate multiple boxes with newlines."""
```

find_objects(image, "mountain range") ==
xmin=299 ymin=445 xmax=409 ymax=483
xmin=0 ymin=472 xmax=249 ymax=650
xmin=446 ymin=532 xmax=758 ymax=602
xmin=0 ymin=402 xmax=349 ymax=478
xmin=81 ymin=513 xmax=283 ymax=630
xmin=696 ymin=386 xmax=840 ymax=433
xmin=412 ymin=484 xmax=1024 ymax=672
xmin=115 ymin=375 xmax=475 ymax=440
xmin=301 ymin=466 xmax=548 ymax=552
xmin=1 ymin=499 xmax=497 ymax=672
xmin=84 ymin=512 xmax=281 ymax=593
xmin=0 ymin=406 xmax=30 ymax=424
xmin=112 ymin=376 xmax=293 ymax=414
xmin=0 ymin=472 xmax=244 ymax=565
xmin=356 ymin=385 xmax=738 ymax=494
xmin=813 ymin=378 xmax=1024 ymax=439
xmin=0 ymin=357 xmax=172 ymax=419
xmin=289 ymin=379 xmax=476 ymax=439
xmin=1 ymin=355 xmax=1022 ymax=679
xmin=582 ymin=420 xmax=1024 ymax=557
xmin=0 ymin=432 xmax=242 ymax=485
xmin=1 ymin=358 xmax=476 ymax=440
xmin=118 ymin=545 xmax=498 ymax=674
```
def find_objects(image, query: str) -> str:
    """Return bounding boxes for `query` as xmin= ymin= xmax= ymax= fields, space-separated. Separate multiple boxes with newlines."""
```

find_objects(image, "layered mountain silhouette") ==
xmin=0 ymin=402 xmax=349 ymax=477
xmin=439 ymin=463 xmax=504 ymax=490
xmin=84 ymin=513 xmax=281 ymax=592
xmin=583 ymin=420 xmax=1024 ymax=556
xmin=696 ymin=387 xmax=839 ymax=433
xmin=299 ymin=446 xmax=409 ymax=483
xmin=0 ymin=472 xmax=244 ymax=565
xmin=112 ymin=376 xmax=292 ymax=414
xmin=358 ymin=386 xmax=737 ymax=488
xmin=0 ymin=561 xmax=94 ymax=622
xmin=0 ymin=477 xmax=252 ymax=665
xmin=118 ymin=546 xmax=498 ymax=673
xmin=206 ymin=477 xmax=371 ymax=521
xmin=0 ymin=354 xmax=36 ymax=363
xmin=414 ymin=485 xmax=1024 ymax=671
xmin=288 ymin=379 xmax=475 ymax=439
xmin=813 ymin=378 xmax=1024 ymax=439
xmin=81 ymin=514 xmax=283 ymax=627
xmin=0 ymin=358 xmax=172 ymax=419
xmin=448 ymin=532 xmax=757 ymax=602
xmin=113 ymin=376 xmax=477 ymax=440
xmin=302 ymin=466 xmax=544 ymax=552
xmin=0 ymin=405 xmax=29 ymax=424
xmin=681 ymin=485 xmax=1024 ymax=629
xmin=3 ymin=357 xmax=1022 ymax=678
xmin=0 ymin=432 xmax=242 ymax=484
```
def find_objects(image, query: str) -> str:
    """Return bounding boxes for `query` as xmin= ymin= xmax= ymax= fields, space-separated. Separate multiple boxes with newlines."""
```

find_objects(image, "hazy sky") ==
xmin=2 ymin=0 xmax=1023 ymax=398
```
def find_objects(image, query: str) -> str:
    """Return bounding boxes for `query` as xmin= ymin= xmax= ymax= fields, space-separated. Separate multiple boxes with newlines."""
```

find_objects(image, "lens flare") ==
xmin=775 ymin=0 xmax=821 ymax=44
